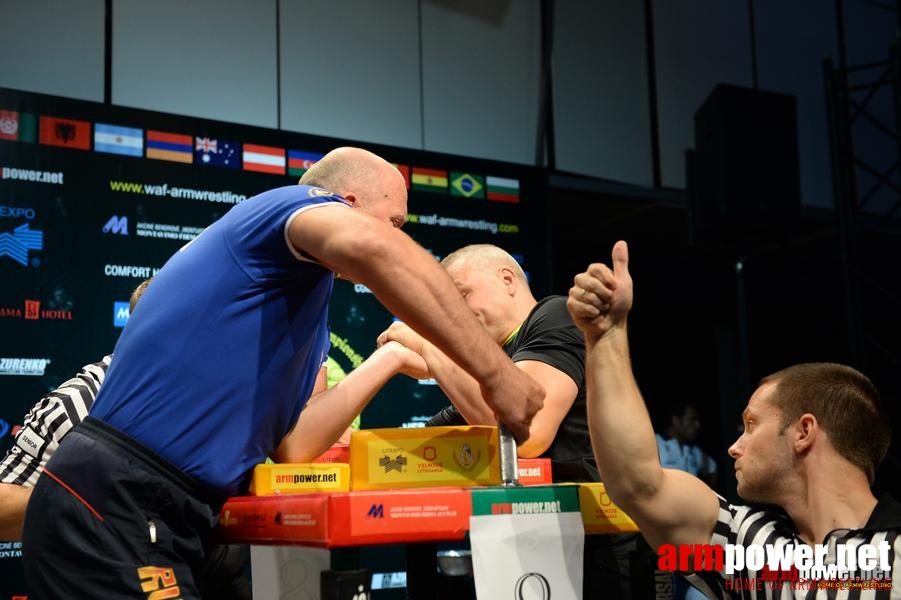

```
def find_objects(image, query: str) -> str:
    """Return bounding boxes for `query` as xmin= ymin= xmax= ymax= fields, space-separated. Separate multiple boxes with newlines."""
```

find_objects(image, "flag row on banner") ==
xmin=0 ymin=109 xmax=519 ymax=203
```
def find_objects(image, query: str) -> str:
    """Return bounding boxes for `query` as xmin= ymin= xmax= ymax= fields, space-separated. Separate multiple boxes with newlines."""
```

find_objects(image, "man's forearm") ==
xmin=573 ymin=243 xmax=721 ymax=549
xmin=274 ymin=345 xmax=405 ymax=462
xmin=585 ymin=327 xmax=665 ymax=505
xmin=420 ymin=344 xmax=497 ymax=424
xmin=0 ymin=483 xmax=31 ymax=540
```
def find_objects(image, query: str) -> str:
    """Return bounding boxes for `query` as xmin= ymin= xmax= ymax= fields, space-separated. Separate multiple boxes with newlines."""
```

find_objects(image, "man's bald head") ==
xmin=299 ymin=147 xmax=408 ymax=229
xmin=299 ymin=147 xmax=404 ymax=198
xmin=441 ymin=244 xmax=528 ymax=284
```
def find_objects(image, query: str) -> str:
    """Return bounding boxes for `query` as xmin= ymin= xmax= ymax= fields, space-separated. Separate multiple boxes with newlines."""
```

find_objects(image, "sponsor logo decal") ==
xmin=0 ymin=299 xmax=73 ymax=321
xmin=103 ymin=215 xmax=129 ymax=235
xmin=137 ymin=565 xmax=182 ymax=599
xmin=379 ymin=455 xmax=407 ymax=473
xmin=0 ymin=223 xmax=43 ymax=266
xmin=113 ymin=302 xmax=131 ymax=328
xmin=452 ymin=443 xmax=479 ymax=471
xmin=104 ymin=264 xmax=160 ymax=278
xmin=0 ymin=357 xmax=51 ymax=376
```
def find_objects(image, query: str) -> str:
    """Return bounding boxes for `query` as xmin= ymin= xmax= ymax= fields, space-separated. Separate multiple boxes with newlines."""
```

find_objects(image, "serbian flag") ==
xmin=243 ymin=143 xmax=286 ymax=174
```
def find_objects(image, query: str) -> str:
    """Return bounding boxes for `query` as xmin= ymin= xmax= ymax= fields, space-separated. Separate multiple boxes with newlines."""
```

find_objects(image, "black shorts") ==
xmin=22 ymin=417 xmax=222 ymax=599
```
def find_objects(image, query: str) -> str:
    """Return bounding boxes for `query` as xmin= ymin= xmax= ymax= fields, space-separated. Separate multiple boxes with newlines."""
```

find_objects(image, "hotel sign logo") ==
xmin=0 ymin=299 xmax=73 ymax=321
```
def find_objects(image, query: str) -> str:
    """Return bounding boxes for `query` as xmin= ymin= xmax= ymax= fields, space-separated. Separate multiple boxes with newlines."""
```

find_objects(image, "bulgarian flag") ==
xmin=486 ymin=176 xmax=520 ymax=203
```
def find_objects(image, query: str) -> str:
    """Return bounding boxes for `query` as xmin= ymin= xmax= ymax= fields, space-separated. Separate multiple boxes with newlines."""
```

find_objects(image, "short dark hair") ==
xmin=129 ymin=278 xmax=152 ymax=312
xmin=762 ymin=363 xmax=890 ymax=484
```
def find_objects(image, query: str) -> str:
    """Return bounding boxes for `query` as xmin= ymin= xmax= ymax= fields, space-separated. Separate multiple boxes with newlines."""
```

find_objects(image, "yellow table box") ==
xmin=349 ymin=426 xmax=500 ymax=490
xmin=249 ymin=463 xmax=351 ymax=496
xmin=578 ymin=482 xmax=640 ymax=534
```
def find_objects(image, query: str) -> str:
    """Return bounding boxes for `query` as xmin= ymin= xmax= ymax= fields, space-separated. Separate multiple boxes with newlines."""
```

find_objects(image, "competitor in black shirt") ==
xmin=427 ymin=294 xmax=595 ymax=480
xmin=378 ymin=243 xmax=646 ymax=598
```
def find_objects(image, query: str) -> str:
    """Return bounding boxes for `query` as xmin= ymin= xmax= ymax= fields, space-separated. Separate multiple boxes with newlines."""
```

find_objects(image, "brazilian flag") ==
xmin=450 ymin=172 xmax=485 ymax=199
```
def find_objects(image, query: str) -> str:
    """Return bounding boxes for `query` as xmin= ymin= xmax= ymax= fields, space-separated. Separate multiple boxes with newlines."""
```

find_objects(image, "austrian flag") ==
xmin=243 ymin=144 xmax=285 ymax=175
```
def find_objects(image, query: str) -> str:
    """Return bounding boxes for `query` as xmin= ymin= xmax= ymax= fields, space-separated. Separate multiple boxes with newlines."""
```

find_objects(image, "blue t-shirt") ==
xmin=91 ymin=185 xmax=346 ymax=499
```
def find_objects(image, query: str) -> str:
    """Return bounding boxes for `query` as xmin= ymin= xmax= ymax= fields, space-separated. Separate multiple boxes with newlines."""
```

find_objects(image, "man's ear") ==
xmin=499 ymin=267 xmax=517 ymax=295
xmin=793 ymin=413 xmax=818 ymax=453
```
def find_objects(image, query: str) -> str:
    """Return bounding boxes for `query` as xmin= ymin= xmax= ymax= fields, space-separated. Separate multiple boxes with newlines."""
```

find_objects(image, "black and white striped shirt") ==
xmin=686 ymin=496 xmax=901 ymax=599
xmin=0 ymin=355 xmax=111 ymax=487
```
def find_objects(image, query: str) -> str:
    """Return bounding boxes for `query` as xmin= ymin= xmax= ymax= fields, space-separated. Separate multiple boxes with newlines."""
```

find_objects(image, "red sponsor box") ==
xmin=218 ymin=487 xmax=472 ymax=547
xmin=219 ymin=493 xmax=330 ymax=545
xmin=517 ymin=458 xmax=553 ymax=485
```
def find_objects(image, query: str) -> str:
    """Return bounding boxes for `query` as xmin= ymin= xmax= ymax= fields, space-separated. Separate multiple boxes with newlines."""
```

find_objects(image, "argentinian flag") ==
xmin=94 ymin=123 xmax=143 ymax=157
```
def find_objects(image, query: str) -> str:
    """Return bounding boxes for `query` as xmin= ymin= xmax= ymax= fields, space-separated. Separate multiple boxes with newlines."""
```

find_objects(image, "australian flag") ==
xmin=195 ymin=137 xmax=239 ymax=169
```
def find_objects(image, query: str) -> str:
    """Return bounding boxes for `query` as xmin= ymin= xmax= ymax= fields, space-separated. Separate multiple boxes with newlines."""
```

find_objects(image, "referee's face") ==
xmin=729 ymin=382 xmax=793 ymax=502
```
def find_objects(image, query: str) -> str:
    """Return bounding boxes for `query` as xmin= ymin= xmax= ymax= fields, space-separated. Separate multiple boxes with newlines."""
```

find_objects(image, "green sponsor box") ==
xmin=470 ymin=484 xmax=581 ymax=516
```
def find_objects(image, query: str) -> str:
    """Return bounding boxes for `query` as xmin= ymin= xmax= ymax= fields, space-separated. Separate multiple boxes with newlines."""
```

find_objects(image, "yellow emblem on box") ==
xmin=350 ymin=426 xmax=500 ymax=490
xmin=578 ymin=482 xmax=640 ymax=534
xmin=249 ymin=463 xmax=350 ymax=496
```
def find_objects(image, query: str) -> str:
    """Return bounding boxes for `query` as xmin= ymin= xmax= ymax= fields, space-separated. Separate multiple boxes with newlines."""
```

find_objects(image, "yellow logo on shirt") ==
xmin=137 ymin=565 xmax=182 ymax=599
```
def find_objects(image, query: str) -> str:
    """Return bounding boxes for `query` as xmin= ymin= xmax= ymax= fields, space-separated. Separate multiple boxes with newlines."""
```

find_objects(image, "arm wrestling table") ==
xmin=217 ymin=482 xmax=640 ymax=599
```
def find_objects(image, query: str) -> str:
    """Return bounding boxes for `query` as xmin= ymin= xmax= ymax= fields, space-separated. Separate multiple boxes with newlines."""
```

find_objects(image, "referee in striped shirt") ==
xmin=568 ymin=241 xmax=899 ymax=599
xmin=0 ymin=356 xmax=110 ymax=538
xmin=0 ymin=280 xmax=251 ymax=599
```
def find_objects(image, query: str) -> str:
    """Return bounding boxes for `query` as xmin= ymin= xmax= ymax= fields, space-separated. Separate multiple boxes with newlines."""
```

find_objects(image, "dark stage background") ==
xmin=2 ymin=85 xmax=900 ymax=598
